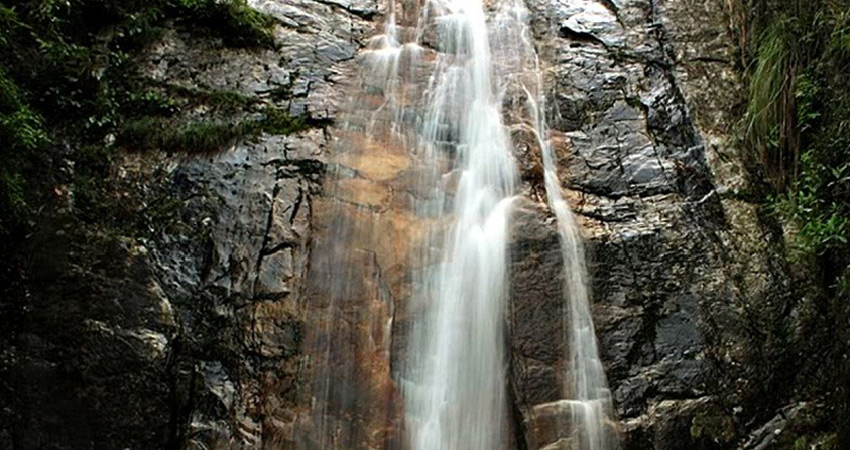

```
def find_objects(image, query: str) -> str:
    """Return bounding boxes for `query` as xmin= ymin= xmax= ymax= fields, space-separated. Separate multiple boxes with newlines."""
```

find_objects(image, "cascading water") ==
xmin=501 ymin=8 xmax=622 ymax=449
xmin=402 ymin=1 xmax=517 ymax=449
xmin=525 ymin=54 xmax=621 ymax=450
xmin=313 ymin=0 xmax=621 ymax=448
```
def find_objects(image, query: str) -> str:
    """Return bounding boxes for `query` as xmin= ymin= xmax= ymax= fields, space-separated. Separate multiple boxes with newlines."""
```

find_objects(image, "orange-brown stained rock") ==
xmin=311 ymin=194 xmax=432 ymax=302
xmin=332 ymin=178 xmax=393 ymax=208
xmin=248 ymin=300 xmax=299 ymax=358
xmin=525 ymin=401 xmax=576 ymax=449
xmin=332 ymin=135 xmax=411 ymax=181
xmin=303 ymin=244 xmax=403 ymax=449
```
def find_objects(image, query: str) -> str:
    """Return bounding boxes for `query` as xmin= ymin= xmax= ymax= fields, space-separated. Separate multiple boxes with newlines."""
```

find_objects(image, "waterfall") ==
xmin=494 ymin=1 xmax=621 ymax=447
xmin=400 ymin=1 xmax=517 ymax=449
xmin=314 ymin=0 xmax=620 ymax=448
xmin=524 ymin=49 xmax=621 ymax=450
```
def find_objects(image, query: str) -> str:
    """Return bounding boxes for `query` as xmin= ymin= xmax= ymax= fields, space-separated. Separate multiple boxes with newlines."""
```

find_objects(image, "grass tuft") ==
xmin=118 ymin=107 xmax=309 ymax=154
xmin=744 ymin=17 xmax=798 ymax=189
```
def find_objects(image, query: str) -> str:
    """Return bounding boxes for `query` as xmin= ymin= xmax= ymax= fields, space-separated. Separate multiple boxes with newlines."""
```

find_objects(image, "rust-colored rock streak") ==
xmin=302 ymin=4 xmax=425 ymax=449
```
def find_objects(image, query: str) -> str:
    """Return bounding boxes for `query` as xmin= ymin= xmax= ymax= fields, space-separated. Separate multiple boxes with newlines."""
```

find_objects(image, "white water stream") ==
xmin=343 ymin=0 xmax=620 ymax=448
xmin=402 ymin=1 xmax=517 ymax=449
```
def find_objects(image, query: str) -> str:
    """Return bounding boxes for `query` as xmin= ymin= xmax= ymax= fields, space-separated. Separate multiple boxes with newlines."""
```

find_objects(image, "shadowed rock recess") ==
xmin=2 ymin=0 xmax=831 ymax=449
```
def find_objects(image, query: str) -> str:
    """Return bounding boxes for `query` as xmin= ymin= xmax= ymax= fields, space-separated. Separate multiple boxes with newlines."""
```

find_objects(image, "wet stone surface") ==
xmin=2 ymin=0 xmax=808 ymax=449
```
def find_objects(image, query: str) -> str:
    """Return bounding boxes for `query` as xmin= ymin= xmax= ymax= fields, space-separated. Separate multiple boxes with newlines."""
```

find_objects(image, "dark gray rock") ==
xmin=2 ymin=0 xmax=815 ymax=448
xmin=509 ymin=199 xmax=568 ymax=408
xmin=512 ymin=0 xmax=798 ymax=448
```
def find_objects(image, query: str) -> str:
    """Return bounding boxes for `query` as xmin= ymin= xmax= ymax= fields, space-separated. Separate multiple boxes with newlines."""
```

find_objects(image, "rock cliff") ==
xmin=1 ymin=0 xmax=837 ymax=449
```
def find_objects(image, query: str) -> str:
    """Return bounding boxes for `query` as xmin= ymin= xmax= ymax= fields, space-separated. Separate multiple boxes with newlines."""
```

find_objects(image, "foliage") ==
xmin=0 ymin=0 xmax=284 ymax=235
xmin=0 ymin=68 xmax=48 ymax=232
xmin=792 ymin=433 xmax=839 ymax=450
xmin=736 ymin=0 xmax=850 ymax=279
xmin=161 ymin=83 xmax=256 ymax=111
xmin=119 ymin=117 xmax=253 ymax=153
xmin=261 ymin=106 xmax=309 ymax=135
xmin=744 ymin=17 xmax=797 ymax=188
xmin=0 ymin=3 xmax=296 ymax=445
xmin=118 ymin=106 xmax=308 ymax=153
xmin=734 ymin=0 xmax=850 ymax=444
xmin=173 ymin=0 xmax=276 ymax=48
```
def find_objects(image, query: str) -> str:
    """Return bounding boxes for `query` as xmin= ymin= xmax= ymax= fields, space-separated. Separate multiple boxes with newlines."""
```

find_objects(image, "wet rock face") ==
xmin=132 ymin=0 xmax=379 ymax=447
xmin=149 ymin=135 xmax=325 ymax=449
xmin=507 ymin=0 xmax=794 ymax=449
xmin=510 ymin=199 xmax=569 ymax=410
xmin=3 ymin=0 xmax=800 ymax=449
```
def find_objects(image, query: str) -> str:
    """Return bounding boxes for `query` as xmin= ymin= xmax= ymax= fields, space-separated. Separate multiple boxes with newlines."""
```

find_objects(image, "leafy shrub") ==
xmin=737 ymin=0 xmax=850 ymax=444
xmin=0 ymin=69 xmax=48 ymax=230
xmin=738 ymin=0 xmax=850 ymax=272
xmin=0 ymin=0 xmax=285 ymax=242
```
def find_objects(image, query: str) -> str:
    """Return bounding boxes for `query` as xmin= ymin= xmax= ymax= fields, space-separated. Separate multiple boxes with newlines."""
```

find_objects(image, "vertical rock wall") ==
xmin=137 ymin=1 xmax=382 ymax=447
xmin=509 ymin=0 xmax=796 ymax=448
xmin=2 ymin=0 xmax=808 ymax=449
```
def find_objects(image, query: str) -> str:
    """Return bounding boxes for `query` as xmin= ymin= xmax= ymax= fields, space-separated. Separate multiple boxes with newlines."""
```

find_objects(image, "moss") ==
xmin=689 ymin=411 xmax=736 ymax=445
xmin=173 ymin=0 xmax=276 ymax=48
xmin=124 ymin=90 xmax=181 ymax=117
xmin=0 ymin=0 xmax=287 ymax=246
xmin=118 ymin=107 xmax=309 ymax=154
xmin=268 ymin=85 xmax=294 ymax=102
xmin=789 ymin=432 xmax=839 ymax=450
xmin=163 ymin=83 xmax=256 ymax=111
xmin=260 ymin=107 xmax=309 ymax=135
xmin=118 ymin=117 xmax=168 ymax=151
xmin=119 ymin=117 xmax=249 ymax=153
xmin=116 ymin=85 xmax=311 ymax=154
xmin=168 ymin=120 xmax=258 ymax=153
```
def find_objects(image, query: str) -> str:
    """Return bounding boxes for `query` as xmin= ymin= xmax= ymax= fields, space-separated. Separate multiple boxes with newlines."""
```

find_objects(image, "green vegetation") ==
xmin=118 ymin=107 xmax=308 ymax=153
xmin=735 ymin=0 xmax=850 ymax=284
xmin=0 ymin=2 xmax=301 ymax=446
xmin=118 ymin=116 xmax=253 ymax=153
xmin=743 ymin=18 xmax=798 ymax=187
xmin=733 ymin=0 xmax=850 ymax=444
xmin=162 ymin=83 xmax=256 ymax=111
xmin=0 ymin=0 xmax=290 ymax=235
xmin=794 ymin=434 xmax=840 ymax=450
xmin=174 ymin=0 xmax=276 ymax=48
xmin=261 ymin=106 xmax=309 ymax=135
xmin=0 ymin=69 xmax=49 ymax=232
